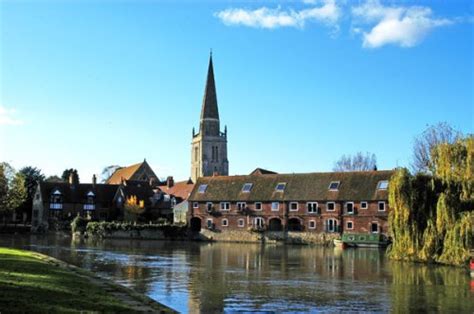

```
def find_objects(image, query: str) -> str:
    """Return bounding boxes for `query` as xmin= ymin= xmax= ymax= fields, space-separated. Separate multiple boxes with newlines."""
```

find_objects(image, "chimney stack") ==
xmin=92 ymin=174 xmax=97 ymax=186
xmin=213 ymin=171 xmax=219 ymax=177
xmin=69 ymin=173 xmax=74 ymax=185
xmin=167 ymin=176 xmax=174 ymax=188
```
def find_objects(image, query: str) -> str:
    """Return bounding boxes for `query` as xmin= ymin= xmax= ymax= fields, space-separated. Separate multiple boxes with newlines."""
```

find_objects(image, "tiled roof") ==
xmin=188 ymin=170 xmax=394 ymax=202
xmin=106 ymin=163 xmax=143 ymax=184
xmin=158 ymin=181 xmax=195 ymax=202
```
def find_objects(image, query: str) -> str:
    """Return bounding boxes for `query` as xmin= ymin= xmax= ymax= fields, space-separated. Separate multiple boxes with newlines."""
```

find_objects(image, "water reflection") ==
xmin=0 ymin=235 xmax=472 ymax=313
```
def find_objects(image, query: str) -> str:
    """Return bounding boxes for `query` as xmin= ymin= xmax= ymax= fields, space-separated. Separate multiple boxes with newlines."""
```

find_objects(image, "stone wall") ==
xmin=198 ymin=229 xmax=339 ymax=245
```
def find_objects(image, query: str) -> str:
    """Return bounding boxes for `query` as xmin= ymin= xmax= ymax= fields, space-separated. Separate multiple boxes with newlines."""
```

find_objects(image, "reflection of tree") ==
xmin=121 ymin=262 xmax=151 ymax=293
xmin=390 ymin=262 xmax=474 ymax=313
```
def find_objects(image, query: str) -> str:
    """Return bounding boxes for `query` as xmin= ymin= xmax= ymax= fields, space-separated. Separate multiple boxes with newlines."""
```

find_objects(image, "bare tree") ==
xmin=333 ymin=152 xmax=377 ymax=172
xmin=100 ymin=165 xmax=122 ymax=183
xmin=411 ymin=122 xmax=461 ymax=174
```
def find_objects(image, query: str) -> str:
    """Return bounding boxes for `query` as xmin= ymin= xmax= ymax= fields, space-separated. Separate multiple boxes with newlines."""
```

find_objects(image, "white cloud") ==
xmin=0 ymin=106 xmax=23 ymax=126
xmin=352 ymin=0 xmax=453 ymax=48
xmin=214 ymin=0 xmax=340 ymax=29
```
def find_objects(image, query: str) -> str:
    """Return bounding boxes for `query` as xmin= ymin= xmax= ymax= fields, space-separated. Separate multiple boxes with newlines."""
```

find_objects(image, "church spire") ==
xmin=200 ymin=52 xmax=219 ymax=122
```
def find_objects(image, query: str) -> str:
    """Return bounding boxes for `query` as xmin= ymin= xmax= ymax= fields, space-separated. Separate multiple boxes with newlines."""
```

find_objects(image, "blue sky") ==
xmin=0 ymin=0 xmax=472 ymax=182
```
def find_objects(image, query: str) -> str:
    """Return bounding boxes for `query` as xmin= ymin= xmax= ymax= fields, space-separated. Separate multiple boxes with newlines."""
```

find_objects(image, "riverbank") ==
xmin=0 ymin=247 xmax=176 ymax=313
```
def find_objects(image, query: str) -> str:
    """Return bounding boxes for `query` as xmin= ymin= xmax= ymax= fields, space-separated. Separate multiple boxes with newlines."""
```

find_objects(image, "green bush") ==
xmin=85 ymin=221 xmax=187 ymax=238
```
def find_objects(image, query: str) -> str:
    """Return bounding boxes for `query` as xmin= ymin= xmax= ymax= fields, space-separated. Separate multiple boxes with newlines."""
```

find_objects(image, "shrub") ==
xmin=71 ymin=215 xmax=88 ymax=233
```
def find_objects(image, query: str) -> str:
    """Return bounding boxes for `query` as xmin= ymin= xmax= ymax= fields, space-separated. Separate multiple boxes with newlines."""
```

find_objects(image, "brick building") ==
xmin=188 ymin=170 xmax=394 ymax=236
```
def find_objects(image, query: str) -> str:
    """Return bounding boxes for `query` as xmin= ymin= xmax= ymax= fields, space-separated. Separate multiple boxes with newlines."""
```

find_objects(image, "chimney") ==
xmin=92 ymin=174 xmax=97 ymax=186
xmin=213 ymin=171 xmax=219 ymax=177
xmin=69 ymin=173 xmax=74 ymax=184
xmin=167 ymin=176 xmax=174 ymax=188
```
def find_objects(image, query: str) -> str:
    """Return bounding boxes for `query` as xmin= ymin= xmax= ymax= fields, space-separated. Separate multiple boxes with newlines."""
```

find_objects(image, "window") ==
xmin=377 ymin=180 xmax=389 ymax=190
xmin=360 ymin=201 xmax=368 ymax=209
xmin=326 ymin=218 xmax=338 ymax=233
xmin=271 ymin=202 xmax=279 ymax=211
xmin=50 ymin=190 xmax=62 ymax=203
xmin=206 ymin=202 xmax=213 ymax=212
xmin=193 ymin=202 xmax=199 ymax=209
xmin=371 ymin=222 xmax=379 ymax=233
xmin=237 ymin=202 xmax=246 ymax=211
xmin=255 ymin=202 xmax=262 ymax=211
xmin=328 ymin=181 xmax=340 ymax=190
xmin=378 ymin=201 xmax=386 ymax=211
xmin=242 ymin=183 xmax=253 ymax=193
xmin=346 ymin=221 xmax=354 ymax=230
xmin=309 ymin=220 xmax=316 ymax=229
xmin=254 ymin=217 xmax=264 ymax=228
xmin=220 ymin=202 xmax=230 ymax=211
xmin=198 ymin=184 xmax=208 ymax=193
xmin=222 ymin=219 xmax=228 ymax=227
xmin=346 ymin=202 xmax=354 ymax=214
xmin=275 ymin=183 xmax=286 ymax=192
xmin=207 ymin=219 xmax=213 ymax=229
xmin=289 ymin=202 xmax=299 ymax=211
xmin=238 ymin=219 xmax=245 ymax=227
xmin=326 ymin=202 xmax=336 ymax=211
xmin=307 ymin=202 xmax=318 ymax=214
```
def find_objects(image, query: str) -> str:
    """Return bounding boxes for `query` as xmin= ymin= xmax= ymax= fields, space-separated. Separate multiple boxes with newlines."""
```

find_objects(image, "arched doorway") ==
xmin=190 ymin=217 xmax=202 ymax=232
xmin=288 ymin=218 xmax=303 ymax=231
xmin=268 ymin=218 xmax=283 ymax=231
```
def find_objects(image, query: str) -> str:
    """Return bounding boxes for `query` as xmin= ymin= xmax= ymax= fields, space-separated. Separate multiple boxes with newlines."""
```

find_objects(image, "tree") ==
xmin=19 ymin=166 xmax=45 ymax=214
xmin=388 ymin=135 xmax=473 ymax=266
xmin=45 ymin=175 xmax=63 ymax=183
xmin=100 ymin=165 xmax=121 ymax=183
xmin=411 ymin=122 xmax=461 ymax=174
xmin=0 ymin=165 xmax=8 ymax=215
xmin=61 ymin=169 xmax=79 ymax=183
xmin=0 ymin=163 xmax=27 ymax=224
xmin=333 ymin=152 xmax=377 ymax=172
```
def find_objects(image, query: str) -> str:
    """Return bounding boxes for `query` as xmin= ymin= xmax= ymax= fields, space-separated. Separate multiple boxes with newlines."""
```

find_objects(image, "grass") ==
xmin=0 ymin=247 xmax=172 ymax=313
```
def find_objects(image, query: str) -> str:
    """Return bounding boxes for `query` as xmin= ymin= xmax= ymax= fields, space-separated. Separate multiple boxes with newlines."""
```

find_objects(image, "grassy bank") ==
xmin=0 ymin=247 xmax=174 ymax=313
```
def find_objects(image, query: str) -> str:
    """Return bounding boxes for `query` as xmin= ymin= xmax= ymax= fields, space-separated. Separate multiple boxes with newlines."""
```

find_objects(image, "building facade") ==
xmin=188 ymin=170 xmax=394 ymax=236
xmin=191 ymin=53 xmax=229 ymax=183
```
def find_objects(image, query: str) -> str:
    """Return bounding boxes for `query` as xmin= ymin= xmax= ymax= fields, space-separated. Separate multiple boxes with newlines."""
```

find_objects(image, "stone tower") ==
xmin=191 ymin=53 xmax=228 ymax=182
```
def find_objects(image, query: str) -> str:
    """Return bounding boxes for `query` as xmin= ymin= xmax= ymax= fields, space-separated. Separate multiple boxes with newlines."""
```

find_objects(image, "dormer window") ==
xmin=50 ymin=190 xmax=62 ymax=210
xmin=198 ymin=184 xmax=208 ymax=193
xmin=328 ymin=181 xmax=340 ymax=191
xmin=84 ymin=191 xmax=95 ymax=210
xmin=275 ymin=183 xmax=286 ymax=192
xmin=377 ymin=180 xmax=389 ymax=190
xmin=242 ymin=183 xmax=253 ymax=193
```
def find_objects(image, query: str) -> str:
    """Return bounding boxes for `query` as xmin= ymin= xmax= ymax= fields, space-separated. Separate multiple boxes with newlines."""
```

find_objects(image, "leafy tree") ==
xmin=333 ymin=152 xmax=377 ymax=172
xmin=124 ymin=195 xmax=145 ymax=222
xmin=0 ymin=165 xmax=8 ymax=214
xmin=411 ymin=122 xmax=461 ymax=174
xmin=0 ymin=163 xmax=27 ymax=224
xmin=100 ymin=165 xmax=121 ymax=183
xmin=61 ymin=169 xmax=79 ymax=183
xmin=19 ymin=166 xmax=45 ymax=212
xmin=388 ymin=135 xmax=473 ymax=266
xmin=45 ymin=175 xmax=63 ymax=183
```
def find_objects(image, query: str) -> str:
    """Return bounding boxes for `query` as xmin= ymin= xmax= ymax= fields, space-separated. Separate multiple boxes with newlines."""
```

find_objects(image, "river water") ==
xmin=0 ymin=234 xmax=472 ymax=313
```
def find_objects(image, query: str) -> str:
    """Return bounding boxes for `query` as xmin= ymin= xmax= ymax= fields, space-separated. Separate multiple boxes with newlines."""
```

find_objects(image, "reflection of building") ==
xmin=188 ymin=170 xmax=394 ymax=236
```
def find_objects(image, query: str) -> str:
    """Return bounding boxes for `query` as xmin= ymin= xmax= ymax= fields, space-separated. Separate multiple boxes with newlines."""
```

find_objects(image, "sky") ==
xmin=0 ymin=0 xmax=473 ymax=183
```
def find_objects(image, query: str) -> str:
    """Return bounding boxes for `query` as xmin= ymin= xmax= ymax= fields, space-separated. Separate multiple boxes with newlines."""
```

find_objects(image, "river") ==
xmin=0 ymin=234 xmax=472 ymax=313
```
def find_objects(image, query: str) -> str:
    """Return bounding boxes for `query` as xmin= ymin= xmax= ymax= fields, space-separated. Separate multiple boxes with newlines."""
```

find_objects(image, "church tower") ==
xmin=191 ymin=53 xmax=229 ymax=182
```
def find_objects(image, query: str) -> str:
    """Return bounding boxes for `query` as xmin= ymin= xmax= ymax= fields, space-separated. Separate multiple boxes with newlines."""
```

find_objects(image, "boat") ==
xmin=337 ymin=233 xmax=391 ymax=248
